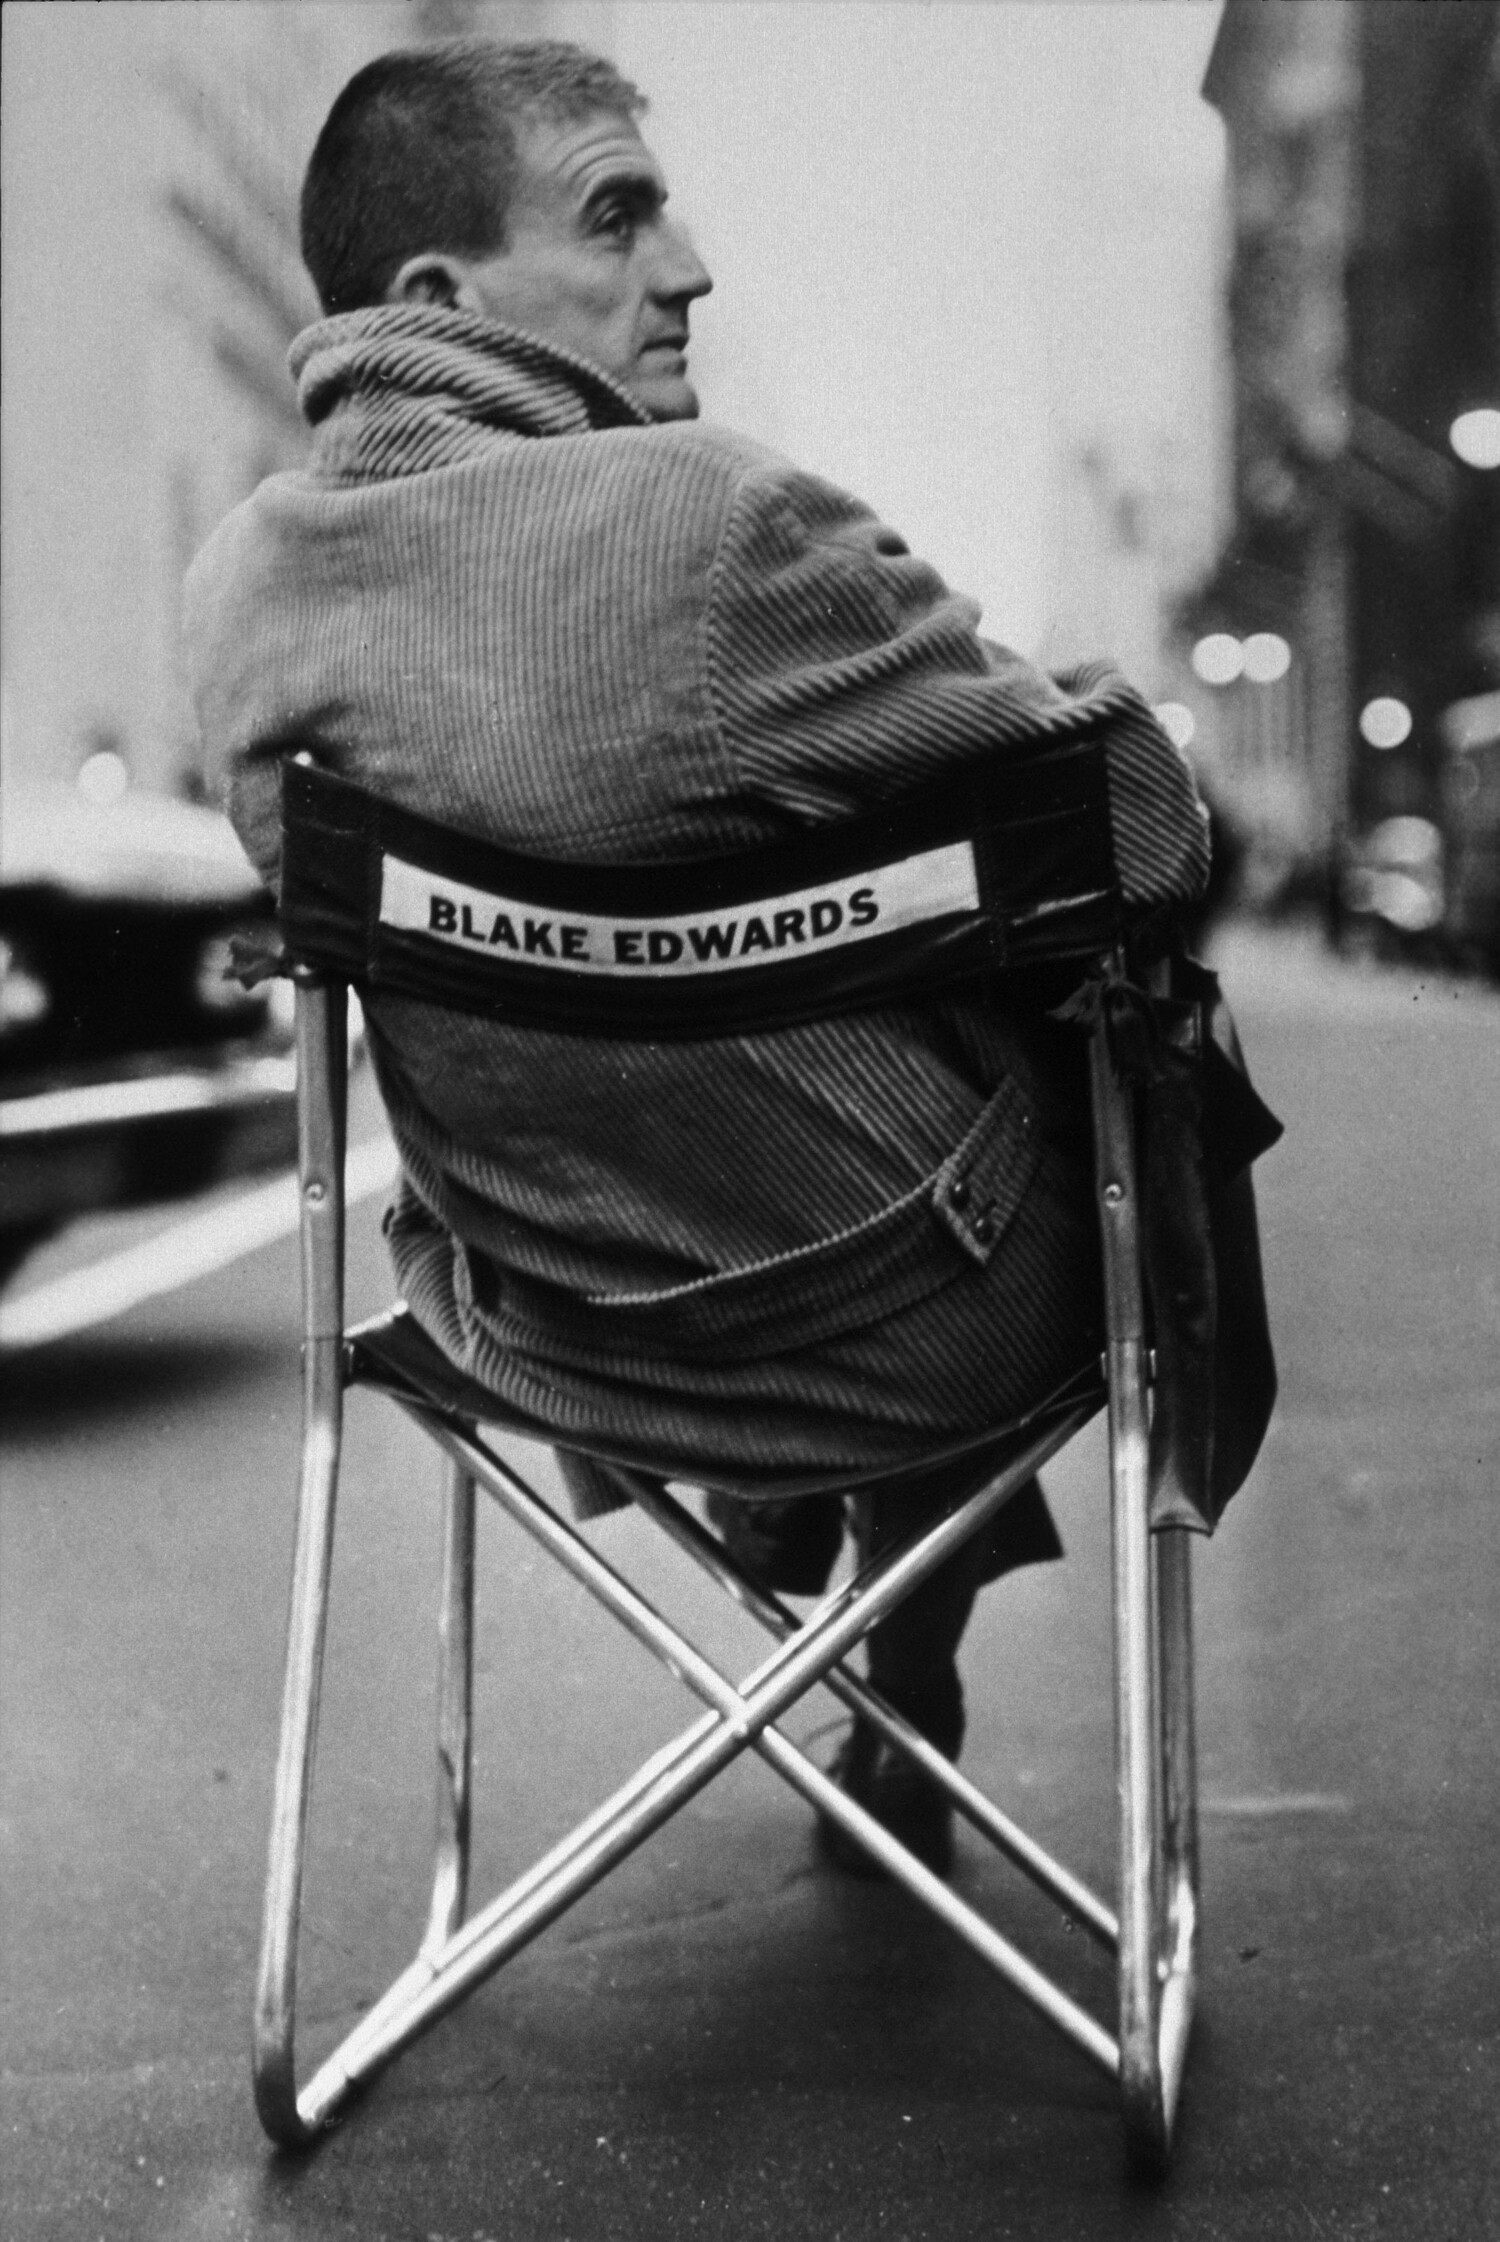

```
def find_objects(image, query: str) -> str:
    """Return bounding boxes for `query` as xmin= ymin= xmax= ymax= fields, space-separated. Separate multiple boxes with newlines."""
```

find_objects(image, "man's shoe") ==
xmin=816 ymin=1717 xmax=956 ymax=1881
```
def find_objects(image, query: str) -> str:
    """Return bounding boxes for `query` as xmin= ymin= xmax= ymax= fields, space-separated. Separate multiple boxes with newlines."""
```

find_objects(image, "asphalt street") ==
xmin=3 ymin=923 xmax=1497 ymax=2241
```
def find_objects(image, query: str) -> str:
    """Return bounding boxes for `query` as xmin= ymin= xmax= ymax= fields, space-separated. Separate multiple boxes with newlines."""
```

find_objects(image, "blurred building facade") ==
xmin=1196 ymin=0 xmax=1500 ymax=950
xmin=1 ymin=0 xmax=598 ymax=798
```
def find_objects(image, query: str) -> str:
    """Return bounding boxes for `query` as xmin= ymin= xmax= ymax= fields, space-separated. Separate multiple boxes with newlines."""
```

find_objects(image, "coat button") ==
xmin=972 ymin=1206 xmax=996 ymax=1246
xmin=948 ymin=1176 xmax=971 ymax=1209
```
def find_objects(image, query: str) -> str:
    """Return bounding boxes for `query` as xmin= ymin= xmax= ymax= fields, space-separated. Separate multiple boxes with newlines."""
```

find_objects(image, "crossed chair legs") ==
xmin=253 ymin=1367 xmax=1196 ymax=2174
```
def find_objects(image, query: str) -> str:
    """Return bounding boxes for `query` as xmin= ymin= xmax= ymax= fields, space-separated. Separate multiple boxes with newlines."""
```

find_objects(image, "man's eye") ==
xmin=591 ymin=203 xmax=637 ymax=243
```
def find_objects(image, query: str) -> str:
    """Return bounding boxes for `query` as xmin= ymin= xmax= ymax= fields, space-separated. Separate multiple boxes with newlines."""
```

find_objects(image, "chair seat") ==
xmin=346 ymin=1304 xmax=1105 ymax=1504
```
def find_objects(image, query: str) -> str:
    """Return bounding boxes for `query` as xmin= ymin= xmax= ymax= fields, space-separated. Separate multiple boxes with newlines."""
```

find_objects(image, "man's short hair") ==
xmin=300 ymin=38 xmax=646 ymax=316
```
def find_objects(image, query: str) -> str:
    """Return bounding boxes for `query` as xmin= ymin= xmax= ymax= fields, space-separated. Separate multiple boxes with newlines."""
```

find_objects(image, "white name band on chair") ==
xmin=379 ymin=841 xmax=980 ymax=976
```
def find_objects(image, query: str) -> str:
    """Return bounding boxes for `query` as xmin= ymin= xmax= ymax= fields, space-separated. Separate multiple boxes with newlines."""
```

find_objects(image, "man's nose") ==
xmin=655 ymin=216 xmax=712 ymax=303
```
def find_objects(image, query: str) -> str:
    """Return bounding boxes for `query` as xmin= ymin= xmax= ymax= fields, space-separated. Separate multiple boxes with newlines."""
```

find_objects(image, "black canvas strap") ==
xmin=278 ymin=744 xmax=1121 ymax=1039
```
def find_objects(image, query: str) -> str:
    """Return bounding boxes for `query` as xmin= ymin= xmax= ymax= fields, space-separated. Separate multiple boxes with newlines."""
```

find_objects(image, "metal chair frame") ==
xmin=254 ymin=957 xmax=1199 ymax=2174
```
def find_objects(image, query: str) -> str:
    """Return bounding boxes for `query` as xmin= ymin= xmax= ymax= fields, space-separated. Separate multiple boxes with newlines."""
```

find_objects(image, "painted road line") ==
xmin=1201 ymin=1794 xmax=1353 ymax=1816
xmin=0 ymin=1135 xmax=400 ymax=1352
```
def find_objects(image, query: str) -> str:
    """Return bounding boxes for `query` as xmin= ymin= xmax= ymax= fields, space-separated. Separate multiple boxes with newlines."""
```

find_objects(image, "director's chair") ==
xmin=255 ymin=740 xmax=1213 ymax=2174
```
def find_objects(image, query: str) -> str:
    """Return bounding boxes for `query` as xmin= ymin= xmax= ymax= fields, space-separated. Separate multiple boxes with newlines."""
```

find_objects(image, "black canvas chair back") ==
xmin=256 ymin=738 xmax=1208 ymax=2174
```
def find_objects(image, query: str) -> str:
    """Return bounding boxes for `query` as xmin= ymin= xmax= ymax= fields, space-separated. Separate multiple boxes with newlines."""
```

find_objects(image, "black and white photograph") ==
xmin=3 ymin=2 xmax=1497 ymax=2235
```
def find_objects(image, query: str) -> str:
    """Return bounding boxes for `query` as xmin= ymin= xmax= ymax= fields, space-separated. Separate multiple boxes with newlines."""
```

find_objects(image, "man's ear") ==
xmin=385 ymin=254 xmax=469 ymax=309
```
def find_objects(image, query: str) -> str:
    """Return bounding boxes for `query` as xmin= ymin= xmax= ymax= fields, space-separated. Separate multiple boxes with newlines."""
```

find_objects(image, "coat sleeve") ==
xmin=703 ymin=459 xmax=1209 ymax=910
xmin=181 ymin=506 xmax=286 ymax=893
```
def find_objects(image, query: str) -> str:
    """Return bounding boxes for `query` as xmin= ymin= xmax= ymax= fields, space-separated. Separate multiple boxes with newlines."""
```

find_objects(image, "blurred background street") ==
xmin=3 ymin=0 xmax=1498 ymax=2235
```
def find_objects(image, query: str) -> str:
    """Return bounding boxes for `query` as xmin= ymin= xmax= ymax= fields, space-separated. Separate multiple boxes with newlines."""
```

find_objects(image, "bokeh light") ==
xmin=1151 ymin=701 xmax=1197 ymax=751
xmin=1190 ymin=633 xmax=1244 ymax=687
xmin=1358 ymin=697 xmax=1413 ymax=751
xmin=1449 ymin=408 xmax=1500 ymax=470
xmin=1241 ymin=632 xmax=1291 ymax=684
xmin=76 ymin=749 xmax=130 ymax=803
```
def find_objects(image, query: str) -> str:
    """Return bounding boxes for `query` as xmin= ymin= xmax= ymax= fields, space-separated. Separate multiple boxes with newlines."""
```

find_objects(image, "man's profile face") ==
xmin=452 ymin=109 xmax=713 ymax=421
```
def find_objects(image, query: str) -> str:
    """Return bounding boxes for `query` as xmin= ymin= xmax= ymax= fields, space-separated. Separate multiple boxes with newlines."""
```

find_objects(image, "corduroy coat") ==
xmin=185 ymin=305 xmax=1211 ymax=1502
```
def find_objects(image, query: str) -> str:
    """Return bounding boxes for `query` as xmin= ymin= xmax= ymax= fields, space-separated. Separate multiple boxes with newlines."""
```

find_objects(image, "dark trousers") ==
xmin=705 ymin=1456 xmax=1062 ymax=1760
xmin=849 ymin=1464 xmax=1060 ymax=1756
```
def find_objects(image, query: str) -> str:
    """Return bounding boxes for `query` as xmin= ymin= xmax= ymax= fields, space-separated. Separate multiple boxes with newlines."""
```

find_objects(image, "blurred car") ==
xmin=1339 ymin=814 xmax=1446 ymax=957
xmin=1 ymin=780 xmax=298 ymax=1286
xmin=1441 ymin=689 xmax=1500 ymax=975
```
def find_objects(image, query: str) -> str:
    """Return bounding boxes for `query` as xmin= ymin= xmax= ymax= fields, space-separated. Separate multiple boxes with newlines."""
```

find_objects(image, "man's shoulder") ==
xmin=182 ymin=476 xmax=287 ymax=655
xmin=646 ymin=419 xmax=786 ymax=472
xmin=596 ymin=423 xmax=879 ymax=564
xmin=580 ymin=418 xmax=798 ymax=506
xmin=497 ymin=420 xmax=846 ymax=576
xmin=182 ymin=426 xmax=851 ymax=640
xmin=184 ymin=471 xmax=314 ymax=604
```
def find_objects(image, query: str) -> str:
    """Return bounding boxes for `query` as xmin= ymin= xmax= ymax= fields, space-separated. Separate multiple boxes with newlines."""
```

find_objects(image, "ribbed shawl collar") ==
xmin=290 ymin=303 xmax=652 ymax=484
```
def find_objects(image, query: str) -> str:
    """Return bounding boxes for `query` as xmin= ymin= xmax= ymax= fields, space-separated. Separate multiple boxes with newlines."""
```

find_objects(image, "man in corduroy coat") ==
xmin=186 ymin=39 xmax=1219 ymax=1875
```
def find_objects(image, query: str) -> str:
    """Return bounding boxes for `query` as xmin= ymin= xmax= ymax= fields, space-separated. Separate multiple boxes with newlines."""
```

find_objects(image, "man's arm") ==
xmin=704 ymin=460 xmax=1209 ymax=910
xmin=182 ymin=502 xmax=291 ymax=893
